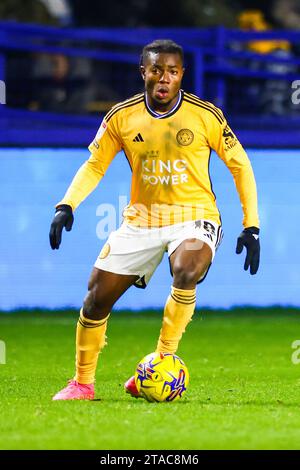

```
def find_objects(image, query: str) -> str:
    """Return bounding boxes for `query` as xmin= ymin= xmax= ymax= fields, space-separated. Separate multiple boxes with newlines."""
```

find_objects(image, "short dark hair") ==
xmin=140 ymin=39 xmax=184 ymax=66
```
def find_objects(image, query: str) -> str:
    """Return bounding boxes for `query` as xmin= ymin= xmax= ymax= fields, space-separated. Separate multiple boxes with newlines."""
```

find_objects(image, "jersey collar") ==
xmin=144 ymin=89 xmax=183 ymax=119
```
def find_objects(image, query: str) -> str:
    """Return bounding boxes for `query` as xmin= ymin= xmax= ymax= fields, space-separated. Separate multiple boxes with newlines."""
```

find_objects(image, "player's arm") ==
xmin=50 ymin=116 xmax=122 ymax=249
xmin=206 ymin=107 xmax=260 ymax=274
xmin=225 ymin=151 xmax=260 ymax=275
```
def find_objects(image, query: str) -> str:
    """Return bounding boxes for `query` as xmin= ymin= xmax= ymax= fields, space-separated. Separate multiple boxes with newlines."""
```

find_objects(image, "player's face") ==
xmin=140 ymin=52 xmax=185 ymax=112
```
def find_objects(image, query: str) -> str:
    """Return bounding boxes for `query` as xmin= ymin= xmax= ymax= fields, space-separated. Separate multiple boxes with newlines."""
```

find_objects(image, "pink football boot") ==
xmin=124 ymin=376 xmax=141 ymax=398
xmin=52 ymin=380 xmax=94 ymax=401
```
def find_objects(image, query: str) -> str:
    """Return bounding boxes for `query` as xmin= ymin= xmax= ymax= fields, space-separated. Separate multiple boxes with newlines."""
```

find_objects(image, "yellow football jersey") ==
xmin=58 ymin=90 xmax=259 ymax=228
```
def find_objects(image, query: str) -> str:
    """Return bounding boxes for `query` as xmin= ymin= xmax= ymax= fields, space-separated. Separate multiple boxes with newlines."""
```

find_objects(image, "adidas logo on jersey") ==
xmin=133 ymin=133 xmax=144 ymax=142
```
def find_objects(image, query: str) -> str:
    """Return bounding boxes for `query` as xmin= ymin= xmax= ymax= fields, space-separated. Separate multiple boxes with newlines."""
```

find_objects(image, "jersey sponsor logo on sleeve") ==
xmin=222 ymin=125 xmax=238 ymax=151
xmin=176 ymin=128 xmax=194 ymax=146
xmin=94 ymin=120 xmax=108 ymax=146
xmin=92 ymin=121 xmax=107 ymax=149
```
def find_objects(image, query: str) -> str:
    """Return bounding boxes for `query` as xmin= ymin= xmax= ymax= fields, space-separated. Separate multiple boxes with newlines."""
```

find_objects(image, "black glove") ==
xmin=49 ymin=204 xmax=74 ymax=250
xmin=236 ymin=226 xmax=260 ymax=275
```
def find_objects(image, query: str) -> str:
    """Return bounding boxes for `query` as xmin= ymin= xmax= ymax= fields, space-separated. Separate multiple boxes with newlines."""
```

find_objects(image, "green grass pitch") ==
xmin=1 ymin=308 xmax=300 ymax=450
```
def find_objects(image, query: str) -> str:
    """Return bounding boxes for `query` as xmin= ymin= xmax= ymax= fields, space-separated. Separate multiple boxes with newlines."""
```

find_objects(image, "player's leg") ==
xmin=125 ymin=239 xmax=213 ymax=398
xmin=156 ymin=238 xmax=212 ymax=354
xmin=125 ymin=221 xmax=222 ymax=398
xmin=53 ymin=268 xmax=138 ymax=400
xmin=83 ymin=267 xmax=139 ymax=321
xmin=75 ymin=267 xmax=138 ymax=383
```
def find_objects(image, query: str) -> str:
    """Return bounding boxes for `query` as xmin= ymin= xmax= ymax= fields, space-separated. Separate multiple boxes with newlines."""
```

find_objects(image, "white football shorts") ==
xmin=94 ymin=219 xmax=223 ymax=288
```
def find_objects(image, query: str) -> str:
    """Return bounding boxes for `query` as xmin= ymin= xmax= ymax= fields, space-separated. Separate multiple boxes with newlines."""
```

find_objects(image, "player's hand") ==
xmin=236 ymin=226 xmax=260 ymax=275
xmin=49 ymin=204 xmax=74 ymax=250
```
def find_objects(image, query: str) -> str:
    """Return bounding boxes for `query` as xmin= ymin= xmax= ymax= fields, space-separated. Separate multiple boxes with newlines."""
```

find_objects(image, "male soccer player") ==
xmin=50 ymin=39 xmax=260 ymax=400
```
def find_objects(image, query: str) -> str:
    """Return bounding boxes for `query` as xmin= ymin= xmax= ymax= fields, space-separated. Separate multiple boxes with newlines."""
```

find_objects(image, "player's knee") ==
xmin=172 ymin=264 xmax=200 ymax=289
xmin=82 ymin=286 xmax=110 ymax=321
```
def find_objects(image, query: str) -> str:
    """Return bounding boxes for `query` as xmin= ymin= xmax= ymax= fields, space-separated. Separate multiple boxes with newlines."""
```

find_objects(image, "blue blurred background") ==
xmin=0 ymin=147 xmax=299 ymax=310
xmin=0 ymin=0 xmax=300 ymax=310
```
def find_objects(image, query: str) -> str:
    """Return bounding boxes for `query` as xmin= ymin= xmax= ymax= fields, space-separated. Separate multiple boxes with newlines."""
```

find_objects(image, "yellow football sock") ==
xmin=74 ymin=308 xmax=110 ymax=384
xmin=156 ymin=286 xmax=196 ymax=354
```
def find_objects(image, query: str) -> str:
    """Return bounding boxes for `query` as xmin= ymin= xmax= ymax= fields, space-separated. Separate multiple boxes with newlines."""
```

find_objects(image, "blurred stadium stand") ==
xmin=0 ymin=21 xmax=300 ymax=147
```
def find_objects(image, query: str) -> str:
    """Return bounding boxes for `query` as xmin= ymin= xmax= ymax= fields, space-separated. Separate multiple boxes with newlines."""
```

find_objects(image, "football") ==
xmin=134 ymin=352 xmax=189 ymax=402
